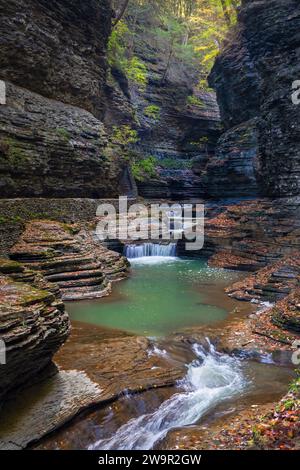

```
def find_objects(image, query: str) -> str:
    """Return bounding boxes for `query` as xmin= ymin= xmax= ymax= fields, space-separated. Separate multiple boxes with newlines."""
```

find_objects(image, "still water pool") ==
xmin=67 ymin=257 xmax=240 ymax=336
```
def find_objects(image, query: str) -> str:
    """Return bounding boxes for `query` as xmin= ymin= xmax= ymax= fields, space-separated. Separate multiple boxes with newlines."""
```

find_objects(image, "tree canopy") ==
xmin=111 ymin=0 xmax=240 ymax=87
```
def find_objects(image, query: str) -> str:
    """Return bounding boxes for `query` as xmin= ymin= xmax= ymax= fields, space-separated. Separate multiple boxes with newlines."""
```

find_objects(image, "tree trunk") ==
xmin=161 ymin=46 xmax=174 ymax=83
xmin=230 ymin=0 xmax=240 ymax=14
xmin=113 ymin=0 xmax=130 ymax=28
xmin=220 ymin=0 xmax=232 ymax=25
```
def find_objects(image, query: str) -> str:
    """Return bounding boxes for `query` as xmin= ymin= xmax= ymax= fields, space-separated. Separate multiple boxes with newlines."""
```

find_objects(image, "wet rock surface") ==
xmin=0 ymin=321 xmax=185 ymax=449
xmin=159 ymin=382 xmax=300 ymax=451
xmin=0 ymin=259 xmax=70 ymax=403
xmin=0 ymin=370 xmax=102 ymax=450
xmin=10 ymin=220 xmax=129 ymax=301
xmin=55 ymin=322 xmax=185 ymax=401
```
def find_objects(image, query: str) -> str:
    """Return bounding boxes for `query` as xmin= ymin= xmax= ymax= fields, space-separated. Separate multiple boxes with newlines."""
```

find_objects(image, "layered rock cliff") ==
xmin=0 ymin=0 xmax=111 ymax=117
xmin=0 ymin=259 xmax=70 ymax=402
xmin=0 ymin=82 xmax=125 ymax=197
xmin=10 ymin=220 xmax=129 ymax=300
xmin=0 ymin=0 xmax=130 ymax=198
xmin=107 ymin=12 xmax=222 ymax=199
xmin=208 ymin=0 xmax=300 ymax=198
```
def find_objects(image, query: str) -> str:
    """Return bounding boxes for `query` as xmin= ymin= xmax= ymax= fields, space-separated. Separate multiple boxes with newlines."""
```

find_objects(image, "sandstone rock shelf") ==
xmin=0 ymin=259 xmax=70 ymax=403
xmin=10 ymin=220 xmax=130 ymax=301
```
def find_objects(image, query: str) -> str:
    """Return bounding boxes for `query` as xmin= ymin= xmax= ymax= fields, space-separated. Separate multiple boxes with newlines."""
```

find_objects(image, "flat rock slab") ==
xmin=0 ymin=370 xmax=102 ymax=450
xmin=55 ymin=322 xmax=185 ymax=402
xmin=0 ymin=322 xmax=184 ymax=449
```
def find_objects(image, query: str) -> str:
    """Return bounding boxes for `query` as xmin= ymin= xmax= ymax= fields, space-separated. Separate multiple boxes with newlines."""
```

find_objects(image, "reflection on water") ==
xmin=28 ymin=258 xmax=295 ymax=451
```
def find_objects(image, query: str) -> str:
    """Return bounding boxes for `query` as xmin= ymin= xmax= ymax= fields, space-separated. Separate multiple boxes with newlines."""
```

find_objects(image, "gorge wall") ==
xmin=208 ymin=0 xmax=300 ymax=198
xmin=105 ymin=10 xmax=222 ymax=200
xmin=0 ymin=0 xmax=131 ymax=198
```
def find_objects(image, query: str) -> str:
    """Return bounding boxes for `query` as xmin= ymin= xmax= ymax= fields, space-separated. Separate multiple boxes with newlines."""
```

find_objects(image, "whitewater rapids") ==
xmin=89 ymin=342 xmax=247 ymax=450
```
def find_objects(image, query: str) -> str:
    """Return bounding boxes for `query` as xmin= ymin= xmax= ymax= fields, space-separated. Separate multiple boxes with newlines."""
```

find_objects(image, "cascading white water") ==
xmin=89 ymin=342 xmax=247 ymax=451
xmin=124 ymin=243 xmax=177 ymax=259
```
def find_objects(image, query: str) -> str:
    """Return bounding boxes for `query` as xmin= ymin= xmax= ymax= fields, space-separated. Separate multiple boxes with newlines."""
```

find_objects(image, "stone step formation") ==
xmin=0 ymin=258 xmax=70 ymax=403
xmin=9 ymin=221 xmax=130 ymax=301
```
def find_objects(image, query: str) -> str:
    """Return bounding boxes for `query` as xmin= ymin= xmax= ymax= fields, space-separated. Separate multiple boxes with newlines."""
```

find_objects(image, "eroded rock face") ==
xmin=133 ymin=87 xmax=221 ymax=199
xmin=0 ymin=1 xmax=131 ymax=198
xmin=0 ymin=82 xmax=125 ymax=198
xmin=0 ymin=322 xmax=185 ymax=450
xmin=10 ymin=220 xmax=129 ymax=301
xmin=226 ymin=256 xmax=300 ymax=303
xmin=0 ymin=0 xmax=112 ymax=118
xmin=202 ymin=119 xmax=259 ymax=198
xmin=0 ymin=259 xmax=70 ymax=402
xmin=105 ymin=12 xmax=222 ymax=200
xmin=209 ymin=0 xmax=300 ymax=197
xmin=203 ymin=198 xmax=300 ymax=271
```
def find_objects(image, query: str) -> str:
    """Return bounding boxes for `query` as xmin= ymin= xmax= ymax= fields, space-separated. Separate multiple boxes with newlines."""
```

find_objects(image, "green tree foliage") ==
xmin=189 ymin=0 xmax=240 ymax=74
xmin=125 ymin=57 xmax=148 ymax=90
xmin=110 ymin=0 xmax=240 ymax=87
xmin=144 ymin=105 xmax=161 ymax=120
xmin=131 ymin=156 xmax=157 ymax=181
xmin=187 ymin=95 xmax=204 ymax=107
xmin=111 ymin=125 xmax=139 ymax=146
xmin=108 ymin=20 xmax=148 ymax=90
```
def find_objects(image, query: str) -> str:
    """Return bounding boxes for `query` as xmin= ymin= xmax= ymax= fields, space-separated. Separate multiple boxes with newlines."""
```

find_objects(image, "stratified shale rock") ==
xmin=202 ymin=119 xmax=259 ymax=198
xmin=0 ymin=322 xmax=185 ymax=450
xmin=203 ymin=198 xmax=300 ymax=271
xmin=106 ymin=11 xmax=222 ymax=199
xmin=271 ymin=289 xmax=300 ymax=334
xmin=0 ymin=260 xmax=70 ymax=402
xmin=0 ymin=0 xmax=112 ymax=118
xmin=209 ymin=0 xmax=300 ymax=197
xmin=0 ymin=1 xmax=130 ymax=199
xmin=0 ymin=82 xmax=125 ymax=198
xmin=10 ymin=221 xmax=129 ymax=301
xmin=134 ymin=87 xmax=221 ymax=199
xmin=226 ymin=256 xmax=300 ymax=303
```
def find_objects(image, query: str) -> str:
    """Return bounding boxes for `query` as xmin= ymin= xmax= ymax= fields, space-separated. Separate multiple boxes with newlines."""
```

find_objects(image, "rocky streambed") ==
xmin=0 ymin=217 xmax=299 ymax=450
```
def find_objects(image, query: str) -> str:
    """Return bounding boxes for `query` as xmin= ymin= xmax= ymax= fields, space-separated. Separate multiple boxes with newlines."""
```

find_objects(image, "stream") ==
xmin=89 ymin=342 xmax=246 ymax=450
xmin=38 ymin=246 xmax=293 ymax=451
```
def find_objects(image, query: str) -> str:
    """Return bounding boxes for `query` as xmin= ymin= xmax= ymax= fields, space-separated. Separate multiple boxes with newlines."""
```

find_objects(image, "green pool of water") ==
xmin=68 ymin=257 xmax=239 ymax=337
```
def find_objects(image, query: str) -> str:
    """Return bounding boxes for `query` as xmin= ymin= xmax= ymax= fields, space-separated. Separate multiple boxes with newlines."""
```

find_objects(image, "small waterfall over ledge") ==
xmin=124 ymin=243 xmax=177 ymax=259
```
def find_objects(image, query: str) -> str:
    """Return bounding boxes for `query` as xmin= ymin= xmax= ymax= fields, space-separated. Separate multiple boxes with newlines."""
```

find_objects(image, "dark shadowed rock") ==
xmin=0 ymin=82 xmax=125 ymax=198
xmin=0 ymin=0 xmax=112 ymax=118
xmin=202 ymin=119 xmax=259 ymax=198
xmin=209 ymin=0 xmax=300 ymax=197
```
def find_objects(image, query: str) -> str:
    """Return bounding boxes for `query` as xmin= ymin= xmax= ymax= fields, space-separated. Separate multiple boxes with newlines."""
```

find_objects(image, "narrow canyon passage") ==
xmin=0 ymin=0 xmax=299 ymax=455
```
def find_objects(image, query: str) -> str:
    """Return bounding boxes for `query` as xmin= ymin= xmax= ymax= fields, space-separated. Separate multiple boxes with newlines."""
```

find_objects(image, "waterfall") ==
xmin=89 ymin=341 xmax=247 ymax=451
xmin=124 ymin=243 xmax=177 ymax=259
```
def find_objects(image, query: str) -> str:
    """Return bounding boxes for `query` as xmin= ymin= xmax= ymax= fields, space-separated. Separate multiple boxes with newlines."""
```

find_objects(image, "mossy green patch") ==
xmin=144 ymin=105 xmax=161 ymax=121
xmin=0 ymin=137 xmax=31 ymax=166
xmin=0 ymin=258 xmax=24 ymax=274
xmin=56 ymin=128 xmax=71 ymax=142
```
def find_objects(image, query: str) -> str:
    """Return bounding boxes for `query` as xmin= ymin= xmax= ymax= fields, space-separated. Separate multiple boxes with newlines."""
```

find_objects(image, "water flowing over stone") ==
xmin=89 ymin=342 xmax=246 ymax=450
xmin=124 ymin=243 xmax=177 ymax=259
